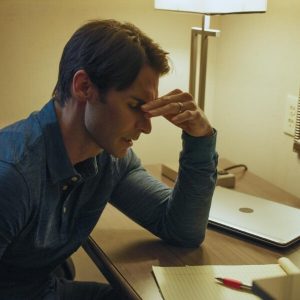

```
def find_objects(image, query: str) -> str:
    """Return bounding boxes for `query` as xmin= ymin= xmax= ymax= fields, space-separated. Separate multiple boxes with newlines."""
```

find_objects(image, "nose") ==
xmin=137 ymin=115 xmax=152 ymax=134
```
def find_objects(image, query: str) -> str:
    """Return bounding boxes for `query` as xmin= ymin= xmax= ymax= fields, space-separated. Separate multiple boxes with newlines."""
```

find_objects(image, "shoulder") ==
xmin=100 ymin=149 xmax=142 ymax=179
xmin=0 ymin=161 xmax=29 ymax=199
xmin=0 ymin=161 xmax=31 ymax=242
xmin=0 ymin=113 xmax=43 ymax=164
xmin=115 ymin=148 xmax=142 ymax=174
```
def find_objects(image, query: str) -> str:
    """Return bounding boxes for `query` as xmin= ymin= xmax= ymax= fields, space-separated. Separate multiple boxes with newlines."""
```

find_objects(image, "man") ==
xmin=0 ymin=19 xmax=218 ymax=299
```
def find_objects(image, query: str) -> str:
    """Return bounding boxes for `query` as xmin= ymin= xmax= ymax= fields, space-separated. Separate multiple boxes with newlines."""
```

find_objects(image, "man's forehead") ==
xmin=128 ymin=65 xmax=159 ymax=102
xmin=132 ymin=88 xmax=158 ymax=104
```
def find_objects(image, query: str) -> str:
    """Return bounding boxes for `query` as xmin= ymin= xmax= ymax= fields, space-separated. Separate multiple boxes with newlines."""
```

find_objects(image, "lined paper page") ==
xmin=153 ymin=264 xmax=287 ymax=300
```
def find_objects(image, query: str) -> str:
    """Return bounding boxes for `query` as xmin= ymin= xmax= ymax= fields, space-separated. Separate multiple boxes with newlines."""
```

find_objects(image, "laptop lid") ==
xmin=208 ymin=186 xmax=300 ymax=248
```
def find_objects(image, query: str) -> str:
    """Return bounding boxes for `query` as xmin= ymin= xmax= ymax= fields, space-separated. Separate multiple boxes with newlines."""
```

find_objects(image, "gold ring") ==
xmin=177 ymin=102 xmax=183 ymax=114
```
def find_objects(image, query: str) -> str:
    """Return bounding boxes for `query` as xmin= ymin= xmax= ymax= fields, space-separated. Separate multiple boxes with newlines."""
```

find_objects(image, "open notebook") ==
xmin=209 ymin=186 xmax=300 ymax=248
xmin=152 ymin=257 xmax=300 ymax=300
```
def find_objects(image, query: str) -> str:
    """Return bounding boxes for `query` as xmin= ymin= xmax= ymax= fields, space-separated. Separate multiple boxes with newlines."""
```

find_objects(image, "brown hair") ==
xmin=53 ymin=19 xmax=170 ymax=105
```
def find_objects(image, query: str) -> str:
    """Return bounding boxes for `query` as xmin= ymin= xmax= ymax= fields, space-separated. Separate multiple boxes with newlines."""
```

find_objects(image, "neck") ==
xmin=54 ymin=99 xmax=102 ymax=165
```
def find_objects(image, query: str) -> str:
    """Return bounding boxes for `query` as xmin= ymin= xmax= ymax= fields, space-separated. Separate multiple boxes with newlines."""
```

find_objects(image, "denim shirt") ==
xmin=0 ymin=99 xmax=217 ymax=296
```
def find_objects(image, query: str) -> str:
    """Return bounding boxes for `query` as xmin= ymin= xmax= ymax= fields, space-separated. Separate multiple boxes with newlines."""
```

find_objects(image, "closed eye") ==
xmin=129 ymin=102 xmax=141 ymax=110
xmin=129 ymin=97 xmax=146 ymax=111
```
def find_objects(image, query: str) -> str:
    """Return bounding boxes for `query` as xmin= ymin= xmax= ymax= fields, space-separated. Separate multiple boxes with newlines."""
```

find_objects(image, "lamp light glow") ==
xmin=154 ymin=0 xmax=267 ymax=14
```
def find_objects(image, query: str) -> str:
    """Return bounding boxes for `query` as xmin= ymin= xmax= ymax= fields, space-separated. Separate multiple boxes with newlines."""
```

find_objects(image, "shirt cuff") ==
xmin=180 ymin=129 xmax=217 ymax=163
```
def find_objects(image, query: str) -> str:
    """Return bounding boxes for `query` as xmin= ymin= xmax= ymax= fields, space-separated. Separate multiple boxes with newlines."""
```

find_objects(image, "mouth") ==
xmin=123 ymin=135 xmax=140 ymax=147
xmin=123 ymin=138 xmax=133 ymax=147
xmin=131 ymin=136 xmax=140 ymax=141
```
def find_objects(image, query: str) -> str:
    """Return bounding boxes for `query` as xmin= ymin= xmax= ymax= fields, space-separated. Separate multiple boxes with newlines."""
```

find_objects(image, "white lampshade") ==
xmin=154 ymin=0 xmax=267 ymax=15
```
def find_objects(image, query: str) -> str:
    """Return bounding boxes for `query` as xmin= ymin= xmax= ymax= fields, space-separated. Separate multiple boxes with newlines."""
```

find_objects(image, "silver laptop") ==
xmin=209 ymin=186 xmax=300 ymax=248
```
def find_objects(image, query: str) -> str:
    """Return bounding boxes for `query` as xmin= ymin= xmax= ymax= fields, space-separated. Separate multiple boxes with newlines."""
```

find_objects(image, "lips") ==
xmin=123 ymin=134 xmax=140 ymax=146
xmin=123 ymin=138 xmax=133 ymax=147
xmin=125 ymin=135 xmax=140 ymax=142
xmin=131 ymin=134 xmax=141 ymax=141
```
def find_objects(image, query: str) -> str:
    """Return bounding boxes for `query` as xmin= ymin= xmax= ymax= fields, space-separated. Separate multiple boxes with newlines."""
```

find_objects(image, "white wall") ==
xmin=0 ymin=0 xmax=299 ymax=197
xmin=213 ymin=0 xmax=300 ymax=197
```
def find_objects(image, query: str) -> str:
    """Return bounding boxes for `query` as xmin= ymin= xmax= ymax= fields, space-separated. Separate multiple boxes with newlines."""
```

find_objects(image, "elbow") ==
xmin=165 ymin=232 xmax=206 ymax=248
xmin=182 ymin=234 xmax=206 ymax=248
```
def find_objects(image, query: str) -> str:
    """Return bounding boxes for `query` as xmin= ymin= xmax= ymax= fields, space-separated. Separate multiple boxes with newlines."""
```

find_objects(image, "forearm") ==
xmin=111 ymin=131 xmax=218 ymax=247
xmin=154 ymin=131 xmax=217 ymax=246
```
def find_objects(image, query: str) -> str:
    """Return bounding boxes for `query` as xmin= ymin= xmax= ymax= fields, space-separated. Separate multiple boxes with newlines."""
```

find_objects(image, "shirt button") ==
xmin=62 ymin=185 xmax=68 ymax=191
xmin=71 ymin=176 xmax=78 ymax=182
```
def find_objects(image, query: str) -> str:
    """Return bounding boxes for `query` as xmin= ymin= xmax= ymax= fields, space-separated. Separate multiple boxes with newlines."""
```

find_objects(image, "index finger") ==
xmin=141 ymin=90 xmax=192 ymax=111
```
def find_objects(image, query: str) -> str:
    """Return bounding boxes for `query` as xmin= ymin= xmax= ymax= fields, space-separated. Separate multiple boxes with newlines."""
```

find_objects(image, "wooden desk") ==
xmin=83 ymin=159 xmax=300 ymax=300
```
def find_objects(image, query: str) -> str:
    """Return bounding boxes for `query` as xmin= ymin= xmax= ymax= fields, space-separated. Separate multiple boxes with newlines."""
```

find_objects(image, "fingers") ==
xmin=141 ymin=89 xmax=213 ymax=137
xmin=143 ymin=100 xmax=195 ymax=117
xmin=164 ymin=89 xmax=183 ymax=96
xmin=176 ymin=102 xmax=184 ymax=114
xmin=171 ymin=108 xmax=199 ymax=124
xmin=142 ymin=90 xmax=195 ymax=117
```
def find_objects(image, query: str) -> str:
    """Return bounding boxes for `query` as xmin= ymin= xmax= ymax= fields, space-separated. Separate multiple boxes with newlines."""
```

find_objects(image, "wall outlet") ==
xmin=283 ymin=94 xmax=298 ymax=137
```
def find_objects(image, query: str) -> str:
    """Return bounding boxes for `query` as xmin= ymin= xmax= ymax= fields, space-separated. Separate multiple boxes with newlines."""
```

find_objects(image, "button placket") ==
xmin=61 ymin=180 xmax=80 ymax=216
xmin=61 ymin=182 xmax=70 ymax=216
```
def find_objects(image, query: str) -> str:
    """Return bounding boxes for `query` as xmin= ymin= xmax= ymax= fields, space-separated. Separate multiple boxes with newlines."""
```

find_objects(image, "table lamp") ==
xmin=154 ymin=0 xmax=267 ymax=110
xmin=155 ymin=0 xmax=267 ymax=187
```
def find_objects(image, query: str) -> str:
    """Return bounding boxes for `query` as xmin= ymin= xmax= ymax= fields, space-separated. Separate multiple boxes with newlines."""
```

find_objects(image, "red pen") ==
xmin=215 ymin=277 xmax=252 ymax=290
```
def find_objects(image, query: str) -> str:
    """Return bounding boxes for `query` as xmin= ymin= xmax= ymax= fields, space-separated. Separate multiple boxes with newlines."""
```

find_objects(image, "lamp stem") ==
xmin=189 ymin=28 xmax=198 ymax=101
xmin=189 ymin=15 xmax=219 ymax=111
xmin=198 ymin=14 xmax=210 ymax=110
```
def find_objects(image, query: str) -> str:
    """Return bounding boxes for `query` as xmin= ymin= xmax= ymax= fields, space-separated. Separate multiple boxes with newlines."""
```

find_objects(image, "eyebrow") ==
xmin=131 ymin=96 xmax=146 ymax=105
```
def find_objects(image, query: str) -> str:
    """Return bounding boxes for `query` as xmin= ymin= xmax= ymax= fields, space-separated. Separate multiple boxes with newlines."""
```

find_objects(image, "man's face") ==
xmin=84 ymin=65 xmax=159 ymax=158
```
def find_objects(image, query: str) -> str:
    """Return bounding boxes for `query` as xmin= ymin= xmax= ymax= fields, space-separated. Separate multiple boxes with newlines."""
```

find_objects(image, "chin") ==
xmin=110 ymin=149 xmax=129 ymax=159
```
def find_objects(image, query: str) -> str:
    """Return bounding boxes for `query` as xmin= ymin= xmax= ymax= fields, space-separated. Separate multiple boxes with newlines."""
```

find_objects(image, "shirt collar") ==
xmin=36 ymin=99 xmax=98 ymax=184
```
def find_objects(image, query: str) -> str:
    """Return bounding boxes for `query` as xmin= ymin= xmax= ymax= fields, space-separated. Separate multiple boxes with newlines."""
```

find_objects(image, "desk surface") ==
xmin=88 ymin=159 xmax=300 ymax=300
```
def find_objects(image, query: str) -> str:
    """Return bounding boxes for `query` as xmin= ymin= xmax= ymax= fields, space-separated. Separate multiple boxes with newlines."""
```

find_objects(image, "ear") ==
xmin=71 ymin=70 xmax=96 ymax=103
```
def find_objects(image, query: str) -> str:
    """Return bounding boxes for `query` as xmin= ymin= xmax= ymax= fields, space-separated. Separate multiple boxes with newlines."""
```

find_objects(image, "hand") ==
xmin=141 ymin=89 xmax=213 ymax=137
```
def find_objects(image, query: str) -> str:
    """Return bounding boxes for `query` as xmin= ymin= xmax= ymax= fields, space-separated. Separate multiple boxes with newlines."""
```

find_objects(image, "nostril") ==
xmin=140 ymin=118 xmax=152 ymax=134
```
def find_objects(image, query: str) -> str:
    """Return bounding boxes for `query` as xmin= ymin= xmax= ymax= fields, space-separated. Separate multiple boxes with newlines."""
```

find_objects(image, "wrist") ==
xmin=184 ymin=124 xmax=214 ymax=138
